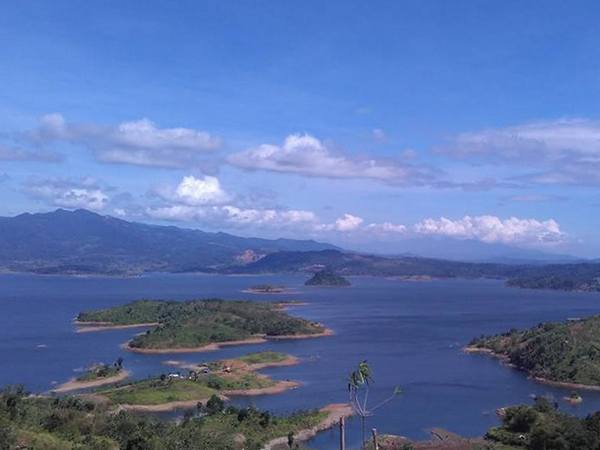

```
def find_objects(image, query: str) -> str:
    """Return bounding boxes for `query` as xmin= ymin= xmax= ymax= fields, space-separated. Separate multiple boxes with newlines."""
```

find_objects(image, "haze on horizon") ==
xmin=1 ymin=1 xmax=599 ymax=258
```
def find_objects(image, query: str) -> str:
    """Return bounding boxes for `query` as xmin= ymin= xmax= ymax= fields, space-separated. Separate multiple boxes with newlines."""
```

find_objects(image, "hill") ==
xmin=305 ymin=269 xmax=351 ymax=286
xmin=0 ymin=209 xmax=338 ymax=275
xmin=468 ymin=316 xmax=600 ymax=387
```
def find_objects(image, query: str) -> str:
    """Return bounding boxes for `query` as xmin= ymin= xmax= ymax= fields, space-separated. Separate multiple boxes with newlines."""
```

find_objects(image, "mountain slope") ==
xmin=0 ymin=209 xmax=338 ymax=275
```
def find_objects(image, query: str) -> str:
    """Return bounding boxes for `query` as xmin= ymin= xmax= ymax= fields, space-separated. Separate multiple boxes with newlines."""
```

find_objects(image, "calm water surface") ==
xmin=1 ymin=273 xmax=600 ymax=449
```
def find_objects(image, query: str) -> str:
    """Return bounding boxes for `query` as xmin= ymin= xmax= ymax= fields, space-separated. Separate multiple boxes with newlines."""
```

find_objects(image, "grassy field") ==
xmin=100 ymin=379 xmax=216 ymax=405
xmin=233 ymin=351 xmax=289 ymax=365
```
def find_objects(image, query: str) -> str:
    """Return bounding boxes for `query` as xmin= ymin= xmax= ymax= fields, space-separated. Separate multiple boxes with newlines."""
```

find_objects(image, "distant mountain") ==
xmin=0 ymin=209 xmax=339 ymax=275
xmin=349 ymin=236 xmax=579 ymax=264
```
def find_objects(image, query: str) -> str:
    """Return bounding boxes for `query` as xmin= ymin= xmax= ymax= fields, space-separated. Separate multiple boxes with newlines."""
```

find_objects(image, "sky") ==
xmin=1 ymin=1 xmax=600 ymax=257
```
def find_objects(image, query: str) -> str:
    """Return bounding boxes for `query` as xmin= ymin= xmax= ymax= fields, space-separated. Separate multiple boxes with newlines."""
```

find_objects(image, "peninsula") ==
xmin=95 ymin=352 xmax=301 ymax=411
xmin=467 ymin=315 xmax=600 ymax=389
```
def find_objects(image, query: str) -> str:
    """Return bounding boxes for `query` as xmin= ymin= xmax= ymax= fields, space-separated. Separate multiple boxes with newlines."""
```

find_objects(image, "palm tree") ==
xmin=347 ymin=361 xmax=401 ymax=450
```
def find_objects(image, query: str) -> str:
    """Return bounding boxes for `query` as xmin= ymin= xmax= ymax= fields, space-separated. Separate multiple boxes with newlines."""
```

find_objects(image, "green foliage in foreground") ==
xmin=487 ymin=397 xmax=600 ymax=450
xmin=470 ymin=316 xmax=600 ymax=386
xmin=0 ymin=385 xmax=326 ymax=450
xmin=77 ymin=299 xmax=325 ymax=349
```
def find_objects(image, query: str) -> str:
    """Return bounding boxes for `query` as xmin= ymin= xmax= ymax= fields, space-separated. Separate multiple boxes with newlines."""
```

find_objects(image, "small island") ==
xmin=467 ymin=315 xmax=600 ymax=389
xmin=243 ymin=284 xmax=287 ymax=294
xmin=96 ymin=352 xmax=301 ymax=411
xmin=77 ymin=299 xmax=330 ymax=352
xmin=305 ymin=269 xmax=351 ymax=287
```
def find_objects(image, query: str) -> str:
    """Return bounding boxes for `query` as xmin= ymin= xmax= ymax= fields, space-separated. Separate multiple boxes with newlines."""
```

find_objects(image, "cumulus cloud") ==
xmin=171 ymin=175 xmax=230 ymax=205
xmin=414 ymin=215 xmax=564 ymax=245
xmin=228 ymin=134 xmax=435 ymax=185
xmin=367 ymin=222 xmax=407 ymax=233
xmin=439 ymin=119 xmax=600 ymax=186
xmin=27 ymin=114 xmax=221 ymax=168
xmin=146 ymin=204 xmax=318 ymax=228
xmin=24 ymin=177 xmax=111 ymax=211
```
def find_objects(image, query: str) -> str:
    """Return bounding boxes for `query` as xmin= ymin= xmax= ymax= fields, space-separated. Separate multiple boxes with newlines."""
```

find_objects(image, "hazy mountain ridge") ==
xmin=0 ymin=209 xmax=338 ymax=275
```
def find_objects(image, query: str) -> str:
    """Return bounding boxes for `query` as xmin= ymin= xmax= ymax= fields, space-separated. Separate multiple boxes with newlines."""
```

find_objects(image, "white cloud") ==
xmin=414 ymin=215 xmax=564 ymax=244
xmin=28 ymin=114 xmax=221 ymax=168
xmin=24 ymin=177 xmax=110 ymax=211
xmin=367 ymin=222 xmax=407 ymax=233
xmin=439 ymin=119 xmax=600 ymax=186
xmin=173 ymin=175 xmax=230 ymax=205
xmin=146 ymin=204 xmax=317 ymax=229
xmin=228 ymin=133 xmax=434 ymax=185
xmin=333 ymin=213 xmax=364 ymax=231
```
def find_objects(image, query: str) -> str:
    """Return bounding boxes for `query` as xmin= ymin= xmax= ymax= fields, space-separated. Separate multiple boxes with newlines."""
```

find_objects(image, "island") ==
xmin=52 ymin=359 xmax=129 ymax=393
xmin=467 ymin=315 xmax=600 ymax=389
xmin=94 ymin=352 xmax=300 ymax=411
xmin=0 ymin=385 xmax=351 ymax=450
xmin=305 ymin=269 xmax=351 ymax=286
xmin=243 ymin=284 xmax=287 ymax=294
xmin=76 ymin=299 xmax=331 ymax=352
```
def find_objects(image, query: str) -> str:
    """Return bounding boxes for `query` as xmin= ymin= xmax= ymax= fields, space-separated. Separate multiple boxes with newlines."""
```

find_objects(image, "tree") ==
xmin=287 ymin=431 xmax=295 ymax=448
xmin=347 ymin=361 xmax=401 ymax=450
xmin=205 ymin=395 xmax=224 ymax=415
xmin=115 ymin=357 xmax=124 ymax=370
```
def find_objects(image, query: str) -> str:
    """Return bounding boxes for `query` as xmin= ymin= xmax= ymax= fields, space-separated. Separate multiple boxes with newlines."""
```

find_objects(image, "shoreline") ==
xmin=465 ymin=346 xmax=600 ymax=391
xmin=75 ymin=321 xmax=159 ymax=333
xmin=261 ymin=403 xmax=353 ymax=450
xmin=124 ymin=328 xmax=334 ymax=354
xmin=52 ymin=370 xmax=130 ymax=393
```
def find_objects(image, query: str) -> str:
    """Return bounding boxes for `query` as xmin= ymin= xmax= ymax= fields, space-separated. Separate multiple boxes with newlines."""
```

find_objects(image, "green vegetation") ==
xmin=99 ymin=378 xmax=217 ymax=406
xmin=77 ymin=299 xmax=325 ymax=350
xmin=0 ymin=385 xmax=327 ymax=450
xmin=469 ymin=316 xmax=600 ymax=386
xmin=237 ymin=351 xmax=289 ymax=365
xmin=99 ymin=352 xmax=296 ymax=407
xmin=76 ymin=359 xmax=124 ymax=382
xmin=486 ymin=397 xmax=600 ymax=450
xmin=305 ymin=269 xmax=351 ymax=286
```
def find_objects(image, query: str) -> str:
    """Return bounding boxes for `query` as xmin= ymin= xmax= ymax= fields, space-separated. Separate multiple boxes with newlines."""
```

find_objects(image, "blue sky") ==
xmin=1 ymin=1 xmax=600 ymax=256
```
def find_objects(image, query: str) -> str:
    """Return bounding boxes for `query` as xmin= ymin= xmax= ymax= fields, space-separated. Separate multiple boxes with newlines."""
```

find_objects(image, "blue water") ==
xmin=1 ymin=273 xmax=600 ymax=449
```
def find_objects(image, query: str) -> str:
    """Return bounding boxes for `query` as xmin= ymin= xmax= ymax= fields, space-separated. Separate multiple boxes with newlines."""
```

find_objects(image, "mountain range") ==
xmin=1 ymin=209 xmax=599 ymax=293
xmin=0 ymin=209 xmax=337 ymax=275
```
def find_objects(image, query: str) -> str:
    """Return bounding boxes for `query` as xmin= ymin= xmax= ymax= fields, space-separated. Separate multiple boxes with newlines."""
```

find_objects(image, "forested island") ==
xmin=305 ymin=269 xmax=351 ymax=286
xmin=77 ymin=299 xmax=329 ymax=352
xmin=468 ymin=316 xmax=600 ymax=388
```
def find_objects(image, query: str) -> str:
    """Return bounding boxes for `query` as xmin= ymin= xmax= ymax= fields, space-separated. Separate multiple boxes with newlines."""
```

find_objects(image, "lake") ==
xmin=1 ymin=273 xmax=600 ymax=449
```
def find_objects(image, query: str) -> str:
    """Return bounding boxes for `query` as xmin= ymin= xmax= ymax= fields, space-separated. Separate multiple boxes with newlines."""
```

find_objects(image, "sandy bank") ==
xmin=75 ymin=321 xmax=159 ymax=333
xmin=267 ymin=327 xmax=334 ymax=340
xmin=261 ymin=403 xmax=353 ymax=450
xmin=52 ymin=370 xmax=130 ymax=393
